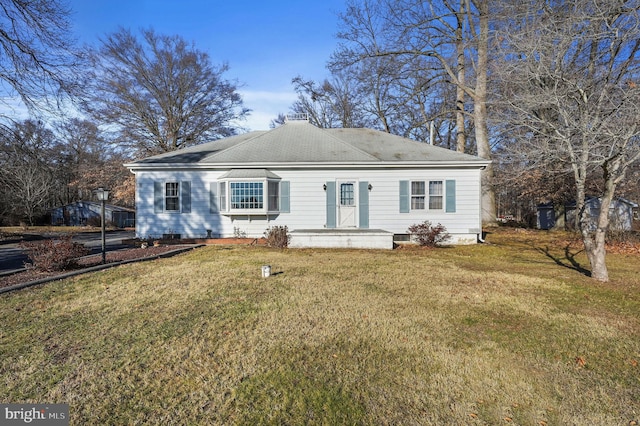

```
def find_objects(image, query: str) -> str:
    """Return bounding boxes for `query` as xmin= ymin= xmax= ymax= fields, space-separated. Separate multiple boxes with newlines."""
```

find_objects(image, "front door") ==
xmin=338 ymin=181 xmax=357 ymax=228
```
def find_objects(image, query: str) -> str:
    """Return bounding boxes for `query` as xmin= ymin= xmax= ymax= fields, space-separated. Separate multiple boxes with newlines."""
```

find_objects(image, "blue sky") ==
xmin=68 ymin=0 xmax=347 ymax=130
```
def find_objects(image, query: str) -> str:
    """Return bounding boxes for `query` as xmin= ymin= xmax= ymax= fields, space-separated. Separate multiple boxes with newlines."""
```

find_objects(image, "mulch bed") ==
xmin=0 ymin=246 xmax=180 ymax=290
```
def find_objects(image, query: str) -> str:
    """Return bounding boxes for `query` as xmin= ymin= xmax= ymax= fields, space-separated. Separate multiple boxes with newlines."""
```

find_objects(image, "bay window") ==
xmin=216 ymin=169 xmax=289 ymax=215
xmin=217 ymin=176 xmax=288 ymax=215
xmin=230 ymin=181 xmax=264 ymax=209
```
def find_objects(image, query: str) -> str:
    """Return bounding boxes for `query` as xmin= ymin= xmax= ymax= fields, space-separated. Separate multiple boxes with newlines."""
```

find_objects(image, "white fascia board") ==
xmin=124 ymin=160 xmax=491 ymax=171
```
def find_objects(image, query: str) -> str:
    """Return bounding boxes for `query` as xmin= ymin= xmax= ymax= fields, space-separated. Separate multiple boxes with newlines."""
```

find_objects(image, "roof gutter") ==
xmin=124 ymin=160 xmax=492 ymax=172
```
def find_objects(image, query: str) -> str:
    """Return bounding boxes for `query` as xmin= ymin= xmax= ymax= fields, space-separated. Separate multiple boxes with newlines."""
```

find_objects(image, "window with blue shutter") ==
xmin=154 ymin=181 xmax=190 ymax=213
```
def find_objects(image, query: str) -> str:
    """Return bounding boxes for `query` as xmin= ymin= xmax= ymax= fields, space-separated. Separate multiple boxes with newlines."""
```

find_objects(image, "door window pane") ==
xmin=340 ymin=183 xmax=354 ymax=206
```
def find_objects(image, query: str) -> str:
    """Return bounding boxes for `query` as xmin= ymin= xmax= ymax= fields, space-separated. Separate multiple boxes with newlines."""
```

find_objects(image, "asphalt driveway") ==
xmin=0 ymin=230 xmax=135 ymax=274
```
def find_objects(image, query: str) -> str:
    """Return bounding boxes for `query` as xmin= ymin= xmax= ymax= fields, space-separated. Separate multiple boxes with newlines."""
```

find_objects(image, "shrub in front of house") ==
xmin=20 ymin=235 xmax=90 ymax=271
xmin=407 ymin=221 xmax=451 ymax=247
xmin=264 ymin=226 xmax=290 ymax=249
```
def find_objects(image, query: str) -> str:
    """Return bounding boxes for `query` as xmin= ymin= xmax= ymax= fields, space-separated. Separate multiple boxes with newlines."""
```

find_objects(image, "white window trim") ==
xmin=218 ymin=178 xmax=281 ymax=215
xmin=410 ymin=181 xmax=426 ymax=210
xmin=429 ymin=180 xmax=444 ymax=211
xmin=268 ymin=180 xmax=280 ymax=212
xmin=410 ymin=180 xmax=444 ymax=212
xmin=165 ymin=181 xmax=181 ymax=213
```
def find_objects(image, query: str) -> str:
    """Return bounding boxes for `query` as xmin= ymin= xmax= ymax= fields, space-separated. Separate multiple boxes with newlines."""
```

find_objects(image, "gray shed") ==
xmin=537 ymin=198 xmax=638 ymax=231
xmin=50 ymin=201 xmax=135 ymax=228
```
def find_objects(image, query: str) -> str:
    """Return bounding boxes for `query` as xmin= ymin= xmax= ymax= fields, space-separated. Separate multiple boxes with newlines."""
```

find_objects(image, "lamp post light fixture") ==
xmin=94 ymin=187 xmax=110 ymax=264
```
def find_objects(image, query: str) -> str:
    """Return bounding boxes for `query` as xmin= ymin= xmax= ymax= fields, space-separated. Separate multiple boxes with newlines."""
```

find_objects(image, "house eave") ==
xmin=124 ymin=160 xmax=491 ymax=172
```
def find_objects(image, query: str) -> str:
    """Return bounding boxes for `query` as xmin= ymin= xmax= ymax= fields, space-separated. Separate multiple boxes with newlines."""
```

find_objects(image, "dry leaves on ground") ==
xmin=0 ymin=246 xmax=181 ymax=290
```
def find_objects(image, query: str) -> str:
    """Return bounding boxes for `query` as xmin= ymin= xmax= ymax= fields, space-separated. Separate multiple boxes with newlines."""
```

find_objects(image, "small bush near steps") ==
xmin=407 ymin=221 xmax=451 ymax=247
xmin=264 ymin=226 xmax=290 ymax=248
xmin=19 ymin=235 xmax=90 ymax=271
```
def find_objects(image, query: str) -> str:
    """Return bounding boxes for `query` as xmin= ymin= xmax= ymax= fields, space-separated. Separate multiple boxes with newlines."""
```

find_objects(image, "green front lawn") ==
xmin=1 ymin=229 xmax=638 ymax=424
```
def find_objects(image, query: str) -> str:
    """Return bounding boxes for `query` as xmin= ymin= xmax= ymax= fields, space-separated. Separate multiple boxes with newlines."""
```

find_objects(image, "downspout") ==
xmin=477 ymin=165 xmax=487 ymax=243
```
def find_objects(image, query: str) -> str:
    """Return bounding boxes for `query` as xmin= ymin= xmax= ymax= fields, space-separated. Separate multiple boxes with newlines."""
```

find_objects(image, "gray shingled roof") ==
xmin=126 ymin=121 xmax=489 ymax=167
xmin=218 ymin=169 xmax=281 ymax=179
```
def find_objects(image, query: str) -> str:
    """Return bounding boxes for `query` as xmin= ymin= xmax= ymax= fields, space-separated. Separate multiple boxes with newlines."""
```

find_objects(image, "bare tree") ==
xmin=51 ymin=117 xmax=139 ymax=207
xmin=0 ymin=0 xmax=79 ymax=117
xmin=331 ymin=0 xmax=497 ymax=224
xmin=269 ymin=113 xmax=287 ymax=129
xmin=53 ymin=118 xmax=107 ymax=204
xmin=81 ymin=28 xmax=250 ymax=155
xmin=0 ymin=120 xmax=58 ymax=225
xmin=494 ymin=0 xmax=640 ymax=281
xmin=289 ymin=73 xmax=373 ymax=129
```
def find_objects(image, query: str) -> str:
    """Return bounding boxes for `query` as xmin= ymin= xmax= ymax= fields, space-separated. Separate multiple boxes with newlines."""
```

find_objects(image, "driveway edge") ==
xmin=0 ymin=245 xmax=204 ymax=295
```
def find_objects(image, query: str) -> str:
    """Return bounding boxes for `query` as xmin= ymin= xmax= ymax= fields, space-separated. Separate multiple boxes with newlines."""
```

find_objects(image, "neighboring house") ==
xmin=124 ymin=119 xmax=490 ymax=248
xmin=537 ymin=197 xmax=638 ymax=231
xmin=50 ymin=201 xmax=136 ymax=228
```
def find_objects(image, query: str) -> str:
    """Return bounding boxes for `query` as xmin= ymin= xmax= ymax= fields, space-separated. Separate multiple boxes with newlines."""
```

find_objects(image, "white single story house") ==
xmin=124 ymin=118 xmax=490 ymax=248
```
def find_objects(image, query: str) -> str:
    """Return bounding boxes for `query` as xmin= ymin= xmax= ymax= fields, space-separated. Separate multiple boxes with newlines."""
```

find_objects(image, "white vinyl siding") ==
xmin=134 ymin=168 xmax=480 ymax=244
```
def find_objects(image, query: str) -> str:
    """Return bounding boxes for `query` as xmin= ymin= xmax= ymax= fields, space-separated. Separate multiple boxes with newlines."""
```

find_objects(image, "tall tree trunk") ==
xmin=579 ymin=196 xmax=610 ymax=282
xmin=455 ymin=2 xmax=467 ymax=153
xmin=580 ymin=156 xmax=623 ymax=282
xmin=582 ymin=214 xmax=609 ymax=282
xmin=473 ymin=0 xmax=497 ymax=225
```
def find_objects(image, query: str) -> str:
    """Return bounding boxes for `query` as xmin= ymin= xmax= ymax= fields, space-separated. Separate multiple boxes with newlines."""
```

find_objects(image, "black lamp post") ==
xmin=94 ymin=187 xmax=110 ymax=264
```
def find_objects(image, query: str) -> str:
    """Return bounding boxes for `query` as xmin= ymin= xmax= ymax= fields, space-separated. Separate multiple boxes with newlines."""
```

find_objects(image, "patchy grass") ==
xmin=0 ymin=229 xmax=638 ymax=425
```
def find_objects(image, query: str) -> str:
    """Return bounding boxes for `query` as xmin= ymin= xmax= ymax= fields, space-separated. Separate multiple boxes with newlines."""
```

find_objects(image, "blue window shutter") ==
xmin=280 ymin=181 xmax=290 ymax=213
xmin=399 ymin=180 xmax=410 ymax=213
xmin=154 ymin=181 xmax=164 ymax=213
xmin=446 ymin=180 xmax=456 ymax=213
xmin=181 ymin=181 xmax=191 ymax=213
xmin=209 ymin=182 xmax=218 ymax=213
xmin=359 ymin=181 xmax=369 ymax=229
xmin=326 ymin=181 xmax=336 ymax=228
